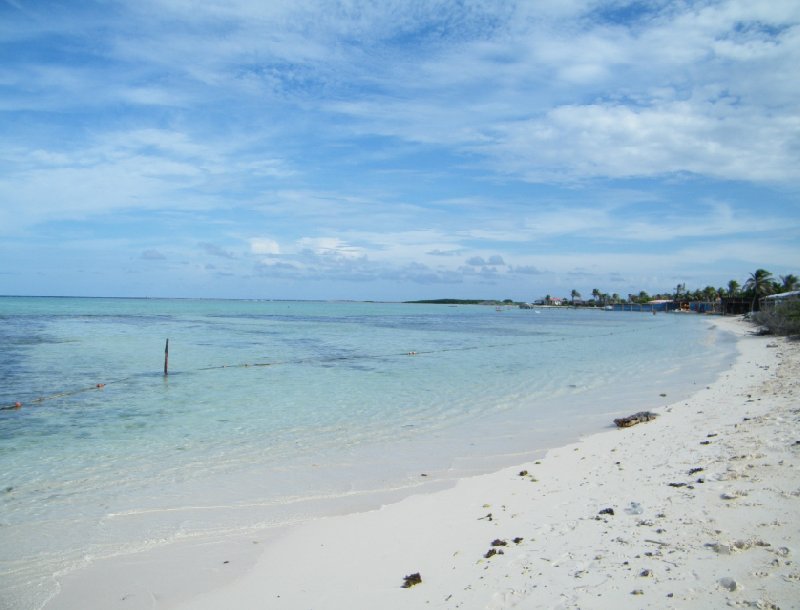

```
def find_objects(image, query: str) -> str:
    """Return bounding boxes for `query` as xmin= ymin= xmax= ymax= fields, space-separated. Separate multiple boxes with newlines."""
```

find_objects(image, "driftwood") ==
xmin=614 ymin=411 xmax=659 ymax=428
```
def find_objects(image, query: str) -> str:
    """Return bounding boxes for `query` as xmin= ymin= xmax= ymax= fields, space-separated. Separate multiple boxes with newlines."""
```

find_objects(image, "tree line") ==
xmin=562 ymin=269 xmax=798 ymax=308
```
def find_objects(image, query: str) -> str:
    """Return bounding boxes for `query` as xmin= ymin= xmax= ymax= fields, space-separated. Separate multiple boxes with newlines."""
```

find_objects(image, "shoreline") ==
xmin=44 ymin=316 xmax=799 ymax=609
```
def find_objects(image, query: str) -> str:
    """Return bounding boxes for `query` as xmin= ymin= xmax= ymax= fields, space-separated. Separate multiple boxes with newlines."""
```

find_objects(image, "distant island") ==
xmin=404 ymin=299 xmax=519 ymax=306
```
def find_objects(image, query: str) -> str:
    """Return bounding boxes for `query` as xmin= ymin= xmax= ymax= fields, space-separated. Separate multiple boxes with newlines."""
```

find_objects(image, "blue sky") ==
xmin=1 ymin=0 xmax=798 ymax=301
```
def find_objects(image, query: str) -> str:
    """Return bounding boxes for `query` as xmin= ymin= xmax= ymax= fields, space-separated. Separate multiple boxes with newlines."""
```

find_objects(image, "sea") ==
xmin=0 ymin=297 xmax=737 ymax=609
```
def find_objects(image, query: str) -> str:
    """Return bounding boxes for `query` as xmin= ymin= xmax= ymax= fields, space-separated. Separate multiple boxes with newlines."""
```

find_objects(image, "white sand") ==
xmin=46 ymin=317 xmax=800 ymax=609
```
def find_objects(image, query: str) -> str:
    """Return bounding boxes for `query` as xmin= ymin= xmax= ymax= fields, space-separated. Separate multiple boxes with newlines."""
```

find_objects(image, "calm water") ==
xmin=0 ymin=297 xmax=736 ymax=609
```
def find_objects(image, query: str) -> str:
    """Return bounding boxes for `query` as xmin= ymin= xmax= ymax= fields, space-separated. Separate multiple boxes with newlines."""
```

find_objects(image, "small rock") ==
xmin=640 ymin=569 xmax=652 ymax=577
xmin=519 ymin=470 xmax=528 ymax=477
xmin=598 ymin=507 xmax=615 ymax=516
xmin=402 ymin=572 xmax=422 ymax=588
xmin=631 ymin=589 xmax=644 ymax=595
xmin=718 ymin=577 xmax=737 ymax=591
xmin=491 ymin=539 xmax=507 ymax=547
xmin=614 ymin=411 xmax=658 ymax=428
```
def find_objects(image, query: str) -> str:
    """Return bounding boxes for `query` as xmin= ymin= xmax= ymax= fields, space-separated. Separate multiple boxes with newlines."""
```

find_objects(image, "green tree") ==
xmin=779 ymin=274 xmax=799 ymax=291
xmin=727 ymin=280 xmax=739 ymax=298
xmin=743 ymin=269 xmax=774 ymax=311
xmin=571 ymin=289 xmax=581 ymax=305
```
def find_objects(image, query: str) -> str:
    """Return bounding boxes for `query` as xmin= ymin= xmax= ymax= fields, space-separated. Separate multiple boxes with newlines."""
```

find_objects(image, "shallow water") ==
xmin=0 ymin=297 xmax=736 ymax=609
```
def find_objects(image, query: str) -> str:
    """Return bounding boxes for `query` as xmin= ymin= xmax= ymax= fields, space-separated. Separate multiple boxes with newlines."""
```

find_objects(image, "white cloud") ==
xmin=296 ymin=237 xmax=365 ymax=259
xmin=250 ymin=237 xmax=281 ymax=255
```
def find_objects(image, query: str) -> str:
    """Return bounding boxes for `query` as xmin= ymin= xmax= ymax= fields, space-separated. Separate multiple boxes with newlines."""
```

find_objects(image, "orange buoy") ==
xmin=14 ymin=402 xmax=22 ymax=409
xmin=96 ymin=383 xmax=106 ymax=388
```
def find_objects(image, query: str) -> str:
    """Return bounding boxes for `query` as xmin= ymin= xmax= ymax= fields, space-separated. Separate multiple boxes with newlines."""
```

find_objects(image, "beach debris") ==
xmin=721 ymin=490 xmax=748 ymax=500
xmin=688 ymin=467 xmax=704 ymax=475
xmin=613 ymin=411 xmax=658 ymax=428
xmin=707 ymin=539 xmax=770 ymax=555
xmin=513 ymin=537 xmax=524 ymax=544
xmin=631 ymin=589 xmax=644 ymax=595
xmin=491 ymin=539 xmax=507 ymax=547
xmin=668 ymin=482 xmax=688 ymax=488
xmin=478 ymin=512 xmax=493 ymax=521
xmin=518 ymin=470 xmax=528 ymax=477
xmin=718 ymin=577 xmax=738 ymax=592
xmin=484 ymin=548 xmax=504 ymax=559
xmin=402 ymin=572 xmax=422 ymax=588
xmin=598 ymin=507 xmax=615 ymax=516
xmin=640 ymin=569 xmax=652 ymax=577
xmin=626 ymin=502 xmax=644 ymax=515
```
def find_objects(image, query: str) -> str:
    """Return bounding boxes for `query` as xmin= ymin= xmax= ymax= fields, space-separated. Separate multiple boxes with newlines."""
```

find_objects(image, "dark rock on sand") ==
xmin=402 ymin=572 xmax=422 ymax=588
xmin=614 ymin=411 xmax=659 ymax=428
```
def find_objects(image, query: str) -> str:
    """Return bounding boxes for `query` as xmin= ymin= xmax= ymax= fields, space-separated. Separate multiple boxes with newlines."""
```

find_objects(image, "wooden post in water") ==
xmin=164 ymin=338 xmax=169 ymax=376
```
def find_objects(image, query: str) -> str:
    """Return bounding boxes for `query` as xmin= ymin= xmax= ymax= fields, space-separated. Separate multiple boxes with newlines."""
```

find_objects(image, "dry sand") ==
xmin=46 ymin=316 xmax=800 ymax=609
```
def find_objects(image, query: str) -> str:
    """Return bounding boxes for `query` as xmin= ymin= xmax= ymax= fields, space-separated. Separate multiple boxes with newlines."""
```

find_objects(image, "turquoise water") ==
xmin=0 ymin=297 xmax=736 ymax=609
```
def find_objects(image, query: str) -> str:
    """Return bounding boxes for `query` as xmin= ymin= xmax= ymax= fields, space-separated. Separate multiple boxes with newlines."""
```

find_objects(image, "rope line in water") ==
xmin=2 ymin=340 xmax=516 ymax=411
xmin=2 ymin=321 xmax=660 ymax=411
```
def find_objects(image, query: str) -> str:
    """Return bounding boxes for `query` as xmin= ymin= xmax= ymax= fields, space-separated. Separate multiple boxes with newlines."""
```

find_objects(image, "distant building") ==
xmin=762 ymin=290 xmax=800 ymax=310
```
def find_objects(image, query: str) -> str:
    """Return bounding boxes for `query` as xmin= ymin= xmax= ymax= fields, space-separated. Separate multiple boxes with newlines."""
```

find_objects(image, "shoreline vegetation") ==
xmin=408 ymin=268 xmax=798 ymax=311
xmin=406 ymin=268 xmax=800 ymax=335
xmin=44 ymin=316 xmax=799 ymax=610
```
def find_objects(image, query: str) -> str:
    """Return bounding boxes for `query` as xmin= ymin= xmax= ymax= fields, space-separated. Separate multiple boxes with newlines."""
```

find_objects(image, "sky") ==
xmin=1 ymin=0 xmax=799 ymax=302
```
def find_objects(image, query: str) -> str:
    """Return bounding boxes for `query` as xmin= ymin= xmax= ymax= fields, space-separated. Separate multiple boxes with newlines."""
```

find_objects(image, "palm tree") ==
xmin=592 ymin=288 xmax=601 ymax=305
xmin=743 ymin=269 xmax=774 ymax=311
xmin=727 ymin=280 xmax=739 ymax=298
xmin=703 ymin=286 xmax=717 ymax=310
xmin=570 ymin=289 xmax=581 ymax=305
xmin=779 ymin=274 xmax=799 ymax=292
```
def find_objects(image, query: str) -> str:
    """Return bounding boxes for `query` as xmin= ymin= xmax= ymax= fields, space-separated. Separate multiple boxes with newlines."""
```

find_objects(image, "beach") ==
xmin=43 ymin=315 xmax=799 ymax=609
